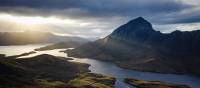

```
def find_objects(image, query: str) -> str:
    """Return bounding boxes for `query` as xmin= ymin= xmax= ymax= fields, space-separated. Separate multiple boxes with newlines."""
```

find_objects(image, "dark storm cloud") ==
xmin=176 ymin=16 xmax=200 ymax=23
xmin=0 ymin=0 xmax=80 ymax=9
xmin=0 ymin=0 xmax=190 ymax=11
xmin=0 ymin=0 xmax=197 ymax=24
xmin=166 ymin=11 xmax=200 ymax=24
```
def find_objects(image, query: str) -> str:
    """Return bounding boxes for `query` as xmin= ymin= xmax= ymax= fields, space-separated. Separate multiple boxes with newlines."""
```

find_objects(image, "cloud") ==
xmin=0 ymin=0 xmax=196 ymax=24
xmin=154 ymin=23 xmax=200 ymax=33
xmin=0 ymin=13 xmax=122 ymax=38
xmin=0 ymin=0 xmax=199 ymax=39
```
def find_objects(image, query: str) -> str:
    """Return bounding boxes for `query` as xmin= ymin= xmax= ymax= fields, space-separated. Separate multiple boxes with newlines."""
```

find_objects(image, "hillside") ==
xmin=0 ymin=54 xmax=116 ymax=88
xmin=67 ymin=17 xmax=200 ymax=75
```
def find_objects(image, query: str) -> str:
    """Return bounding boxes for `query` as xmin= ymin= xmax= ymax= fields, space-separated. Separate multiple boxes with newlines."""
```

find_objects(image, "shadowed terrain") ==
xmin=0 ymin=54 xmax=115 ymax=88
xmin=124 ymin=78 xmax=190 ymax=88
xmin=67 ymin=17 xmax=200 ymax=76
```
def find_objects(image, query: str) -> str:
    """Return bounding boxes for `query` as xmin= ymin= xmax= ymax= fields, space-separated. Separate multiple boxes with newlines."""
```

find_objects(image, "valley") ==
xmin=1 ymin=45 xmax=200 ymax=88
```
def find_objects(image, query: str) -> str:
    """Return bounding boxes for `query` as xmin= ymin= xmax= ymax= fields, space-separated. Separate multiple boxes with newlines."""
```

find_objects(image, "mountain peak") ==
xmin=127 ymin=17 xmax=151 ymax=26
xmin=110 ymin=17 xmax=155 ymax=39
xmin=134 ymin=17 xmax=145 ymax=21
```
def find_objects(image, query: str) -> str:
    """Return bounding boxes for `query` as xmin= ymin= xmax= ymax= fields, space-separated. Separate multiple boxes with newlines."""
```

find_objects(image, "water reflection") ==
xmin=71 ymin=56 xmax=200 ymax=88
xmin=0 ymin=44 xmax=50 ymax=56
xmin=20 ymin=49 xmax=67 ymax=58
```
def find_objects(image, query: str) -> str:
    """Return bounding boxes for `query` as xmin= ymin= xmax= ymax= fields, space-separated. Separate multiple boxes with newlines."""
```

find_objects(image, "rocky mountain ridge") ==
xmin=67 ymin=17 xmax=200 ymax=76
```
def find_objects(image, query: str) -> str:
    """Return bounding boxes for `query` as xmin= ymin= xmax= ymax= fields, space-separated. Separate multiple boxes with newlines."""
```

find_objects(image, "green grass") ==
xmin=0 ymin=54 xmax=115 ymax=88
xmin=23 ymin=79 xmax=66 ymax=88
xmin=124 ymin=78 xmax=190 ymax=88
xmin=67 ymin=73 xmax=115 ymax=88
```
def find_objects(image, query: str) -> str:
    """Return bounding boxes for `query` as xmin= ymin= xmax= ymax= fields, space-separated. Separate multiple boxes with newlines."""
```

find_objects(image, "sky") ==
xmin=0 ymin=0 xmax=199 ymax=39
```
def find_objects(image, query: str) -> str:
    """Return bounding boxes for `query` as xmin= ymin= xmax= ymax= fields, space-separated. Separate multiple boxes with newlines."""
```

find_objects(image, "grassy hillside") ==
xmin=0 ymin=54 xmax=115 ymax=88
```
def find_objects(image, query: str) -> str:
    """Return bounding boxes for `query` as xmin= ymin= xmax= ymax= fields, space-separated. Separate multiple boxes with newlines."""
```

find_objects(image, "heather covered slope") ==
xmin=0 ymin=54 xmax=90 ymax=88
xmin=0 ymin=54 xmax=116 ymax=88
xmin=67 ymin=17 xmax=200 ymax=75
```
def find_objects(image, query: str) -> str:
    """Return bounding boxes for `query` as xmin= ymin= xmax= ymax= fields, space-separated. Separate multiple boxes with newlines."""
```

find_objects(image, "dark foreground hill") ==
xmin=0 ymin=31 xmax=88 ymax=45
xmin=0 ymin=54 xmax=115 ymax=88
xmin=67 ymin=17 xmax=200 ymax=76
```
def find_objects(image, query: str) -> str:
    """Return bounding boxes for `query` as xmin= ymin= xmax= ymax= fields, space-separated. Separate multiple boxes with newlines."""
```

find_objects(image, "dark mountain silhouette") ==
xmin=0 ymin=31 xmax=88 ymax=45
xmin=67 ymin=17 xmax=200 ymax=75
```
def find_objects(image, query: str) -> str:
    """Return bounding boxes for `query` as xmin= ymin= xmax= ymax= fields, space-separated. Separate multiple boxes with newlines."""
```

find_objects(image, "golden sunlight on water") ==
xmin=0 ymin=44 xmax=50 ymax=56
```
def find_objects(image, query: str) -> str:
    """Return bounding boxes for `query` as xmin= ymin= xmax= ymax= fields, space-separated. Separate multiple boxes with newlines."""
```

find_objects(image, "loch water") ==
xmin=0 ymin=44 xmax=200 ymax=88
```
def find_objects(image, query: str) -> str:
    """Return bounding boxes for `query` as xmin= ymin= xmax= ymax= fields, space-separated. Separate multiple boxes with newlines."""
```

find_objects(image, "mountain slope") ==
xmin=67 ymin=17 xmax=200 ymax=75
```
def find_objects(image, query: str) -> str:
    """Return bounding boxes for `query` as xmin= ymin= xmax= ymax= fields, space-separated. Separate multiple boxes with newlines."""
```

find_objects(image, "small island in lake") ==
xmin=35 ymin=41 xmax=85 ymax=51
xmin=124 ymin=78 xmax=190 ymax=88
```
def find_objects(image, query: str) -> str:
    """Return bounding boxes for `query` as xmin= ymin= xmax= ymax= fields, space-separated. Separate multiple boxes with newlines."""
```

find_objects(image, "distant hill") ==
xmin=35 ymin=41 xmax=84 ymax=51
xmin=67 ymin=17 xmax=200 ymax=76
xmin=0 ymin=31 xmax=88 ymax=45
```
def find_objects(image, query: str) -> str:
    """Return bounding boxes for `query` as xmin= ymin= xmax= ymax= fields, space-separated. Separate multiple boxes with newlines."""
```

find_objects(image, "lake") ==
xmin=0 ymin=44 xmax=200 ymax=88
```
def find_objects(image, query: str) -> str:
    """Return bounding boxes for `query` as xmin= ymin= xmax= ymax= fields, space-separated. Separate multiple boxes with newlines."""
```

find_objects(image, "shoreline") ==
xmin=65 ymin=53 xmax=189 ymax=75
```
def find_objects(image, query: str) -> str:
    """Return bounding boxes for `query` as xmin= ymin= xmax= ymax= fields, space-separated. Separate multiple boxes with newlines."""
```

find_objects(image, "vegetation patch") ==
xmin=66 ymin=73 xmax=115 ymax=88
xmin=124 ymin=78 xmax=190 ymax=88
xmin=0 ymin=54 xmax=115 ymax=88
